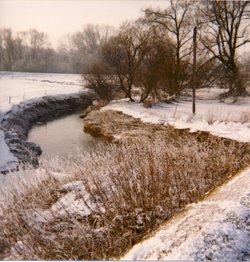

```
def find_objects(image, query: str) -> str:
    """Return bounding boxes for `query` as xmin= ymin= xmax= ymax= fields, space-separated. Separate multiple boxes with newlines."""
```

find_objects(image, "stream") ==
xmin=28 ymin=113 xmax=99 ymax=159
xmin=0 ymin=113 xmax=99 ymax=187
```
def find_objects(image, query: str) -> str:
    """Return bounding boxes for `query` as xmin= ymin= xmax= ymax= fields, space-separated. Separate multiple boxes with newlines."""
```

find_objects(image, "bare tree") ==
xmin=135 ymin=26 xmax=177 ymax=99
xmin=200 ymin=0 xmax=250 ymax=96
xmin=84 ymin=21 xmax=179 ymax=102
xmin=15 ymin=31 xmax=28 ymax=60
xmin=69 ymin=24 xmax=115 ymax=73
xmin=0 ymin=28 xmax=16 ymax=70
xmin=0 ymin=25 xmax=115 ymax=73
xmin=29 ymin=29 xmax=49 ymax=59
xmin=102 ymin=21 xmax=154 ymax=101
xmin=71 ymin=24 xmax=114 ymax=55
xmin=0 ymin=28 xmax=53 ymax=72
xmin=144 ymin=0 xmax=194 ymax=94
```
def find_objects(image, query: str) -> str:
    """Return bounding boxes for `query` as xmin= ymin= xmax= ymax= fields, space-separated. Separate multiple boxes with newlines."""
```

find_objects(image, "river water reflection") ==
xmin=28 ymin=113 xmax=99 ymax=159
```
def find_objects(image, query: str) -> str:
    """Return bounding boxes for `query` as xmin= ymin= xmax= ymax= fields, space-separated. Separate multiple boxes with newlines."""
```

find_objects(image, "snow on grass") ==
xmin=0 ymin=71 xmax=83 ymax=115
xmin=0 ymin=167 xmax=48 ymax=209
xmin=185 ymin=87 xmax=227 ymax=100
xmin=122 ymin=167 xmax=250 ymax=261
xmin=0 ymin=130 xmax=18 ymax=172
xmin=103 ymin=92 xmax=250 ymax=142
xmin=49 ymin=180 xmax=101 ymax=219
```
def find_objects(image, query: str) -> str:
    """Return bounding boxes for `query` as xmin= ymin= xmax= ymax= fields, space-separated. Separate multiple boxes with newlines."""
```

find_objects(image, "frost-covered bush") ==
xmin=0 ymin=129 xmax=249 ymax=260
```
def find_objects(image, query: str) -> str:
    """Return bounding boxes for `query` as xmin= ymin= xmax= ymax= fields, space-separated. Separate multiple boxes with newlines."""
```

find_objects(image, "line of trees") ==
xmin=83 ymin=0 xmax=249 ymax=101
xmin=0 ymin=28 xmax=53 ymax=72
xmin=0 ymin=24 xmax=115 ymax=73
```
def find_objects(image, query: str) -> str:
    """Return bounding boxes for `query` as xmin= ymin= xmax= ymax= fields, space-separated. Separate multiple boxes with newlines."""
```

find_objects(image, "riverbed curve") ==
xmin=0 ymin=90 xmax=97 ymax=173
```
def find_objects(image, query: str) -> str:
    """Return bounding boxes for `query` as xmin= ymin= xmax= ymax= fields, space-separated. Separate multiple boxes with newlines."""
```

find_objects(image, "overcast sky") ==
xmin=0 ymin=0 xmax=167 ymax=48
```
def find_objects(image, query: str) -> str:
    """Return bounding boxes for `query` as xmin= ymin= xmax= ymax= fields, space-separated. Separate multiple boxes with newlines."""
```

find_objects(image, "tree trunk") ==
xmin=230 ymin=64 xmax=245 ymax=96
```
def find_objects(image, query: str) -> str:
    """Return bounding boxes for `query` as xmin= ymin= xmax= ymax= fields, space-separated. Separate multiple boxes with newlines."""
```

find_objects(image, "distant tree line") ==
xmin=0 ymin=24 xmax=115 ymax=73
xmin=0 ymin=28 xmax=53 ymax=72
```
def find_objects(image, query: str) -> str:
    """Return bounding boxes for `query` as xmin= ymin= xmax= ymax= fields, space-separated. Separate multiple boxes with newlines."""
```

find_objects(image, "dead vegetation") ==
xmin=1 ymin=115 xmax=250 ymax=260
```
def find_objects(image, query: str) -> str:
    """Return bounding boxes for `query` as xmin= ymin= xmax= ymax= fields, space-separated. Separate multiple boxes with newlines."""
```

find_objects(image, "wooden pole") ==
xmin=192 ymin=26 xmax=197 ymax=115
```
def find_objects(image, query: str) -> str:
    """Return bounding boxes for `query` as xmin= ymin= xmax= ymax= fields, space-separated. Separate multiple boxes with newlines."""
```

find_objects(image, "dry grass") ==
xmin=0 ymin=128 xmax=249 ymax=260
xmin=204 ymin=110 xmax=250 ymax=125
xmin=239 ymin=111 xmax=250 ymax=123
xmin=143 ymin=96 xmax=160 ymax=108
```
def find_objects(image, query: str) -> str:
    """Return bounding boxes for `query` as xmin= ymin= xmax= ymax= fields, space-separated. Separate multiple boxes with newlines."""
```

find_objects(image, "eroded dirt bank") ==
xmin=84 ymin=109 xmax=175 ymax=142
xmin=0 ymin=90 xmax=97 ymax=171
xmin=84 ymin=109 xmax=249 ymax=145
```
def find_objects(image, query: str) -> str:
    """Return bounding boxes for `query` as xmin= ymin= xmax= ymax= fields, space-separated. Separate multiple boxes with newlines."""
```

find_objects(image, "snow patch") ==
xmin=0 ymin=130 xmax=18 ymax=172
xmin=48 ymin=180 xmax=104 ymax=220
xmin=0 ymin=71 xmax=83 ymax=117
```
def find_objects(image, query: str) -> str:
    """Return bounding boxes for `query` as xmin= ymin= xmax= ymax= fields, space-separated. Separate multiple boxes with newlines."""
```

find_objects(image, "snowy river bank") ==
xmin=0 ymin=90 xmax=97 ymax=172
xmin=0 ymin=72 xmax=96 ymax=172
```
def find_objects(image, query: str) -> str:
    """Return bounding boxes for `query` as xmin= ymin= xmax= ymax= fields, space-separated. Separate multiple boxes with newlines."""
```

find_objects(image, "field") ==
xmin=0 ymin=71 xmax=82 ymax=117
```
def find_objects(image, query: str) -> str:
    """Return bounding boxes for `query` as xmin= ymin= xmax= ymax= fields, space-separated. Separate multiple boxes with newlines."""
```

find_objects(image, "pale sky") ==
xmin=0 ymin=0 xmax=167 ymax=48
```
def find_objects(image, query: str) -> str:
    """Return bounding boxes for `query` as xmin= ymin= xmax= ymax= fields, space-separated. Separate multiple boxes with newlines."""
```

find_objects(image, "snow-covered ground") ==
xmin=122 ymin=167 xmax=250 ymax=261
xmin=0 ymin=130 xmax=18 ymax=172
xmin=0 ymin=71 xmax=82 ymax=116
xmin=103 ymin=89 xmax=250 ymax=142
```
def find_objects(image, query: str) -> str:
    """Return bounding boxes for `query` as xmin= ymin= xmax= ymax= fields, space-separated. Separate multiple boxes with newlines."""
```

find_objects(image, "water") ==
xmin=28 ymin=113 xmax=98 ymax=159
xmin=0 ymin=113 xmax=98 ymax=188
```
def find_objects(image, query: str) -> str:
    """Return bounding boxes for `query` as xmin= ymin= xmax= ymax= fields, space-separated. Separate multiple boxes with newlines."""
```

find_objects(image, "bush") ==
xmin=83 ymin=62 xmax=119 ymax=102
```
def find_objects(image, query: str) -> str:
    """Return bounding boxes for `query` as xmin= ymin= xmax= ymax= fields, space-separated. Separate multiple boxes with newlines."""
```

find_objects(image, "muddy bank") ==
xmin=0 ymin=90 xmax=97 ymax=171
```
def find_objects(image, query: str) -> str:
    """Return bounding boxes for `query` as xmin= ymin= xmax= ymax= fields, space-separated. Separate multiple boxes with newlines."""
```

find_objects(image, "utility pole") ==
xmin=192 ymin=26 xmax=197 ymax=115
